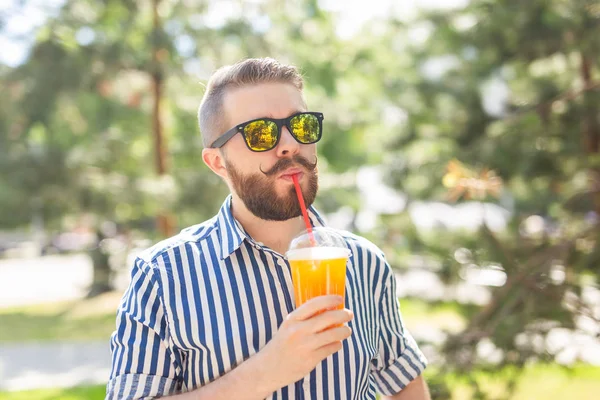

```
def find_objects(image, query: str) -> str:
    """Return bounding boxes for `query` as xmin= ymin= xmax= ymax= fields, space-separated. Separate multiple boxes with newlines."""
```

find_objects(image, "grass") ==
xmin=1 ymin=364 xmax=599 ymax=400
xmin=0 ymin=385 xmax=106 ymax=400
xmin=0 ymin=292 xmax=469 ymax=343
xmin=0 ymin=291 xmax=122 ymax=342
xmin=431 ymin=363 xmax=600 ymax=400
xmin=400 ymin=297 xmax=476 ymax=333
xmin=0 ymin=294 xmax=468 ymax=343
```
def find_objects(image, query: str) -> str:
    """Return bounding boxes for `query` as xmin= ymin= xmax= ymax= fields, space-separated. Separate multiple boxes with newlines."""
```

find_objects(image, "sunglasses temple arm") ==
xmin=209 ymin=127 xmax=239 ymax=148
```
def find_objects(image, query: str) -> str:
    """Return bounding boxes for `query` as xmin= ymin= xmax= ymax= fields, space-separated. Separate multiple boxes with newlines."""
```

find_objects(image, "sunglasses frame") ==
xmin=209 ymin=111 xmax=324 ymax=152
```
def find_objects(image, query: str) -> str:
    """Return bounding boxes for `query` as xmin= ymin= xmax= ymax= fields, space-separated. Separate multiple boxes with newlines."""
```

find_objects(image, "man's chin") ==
xmin=249 ymin=207 xmax=302 ymax=222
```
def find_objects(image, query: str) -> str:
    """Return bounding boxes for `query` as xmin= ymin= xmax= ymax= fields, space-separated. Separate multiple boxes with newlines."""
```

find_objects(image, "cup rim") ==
xmin=285 ymin=246 xmax=351 ymax=260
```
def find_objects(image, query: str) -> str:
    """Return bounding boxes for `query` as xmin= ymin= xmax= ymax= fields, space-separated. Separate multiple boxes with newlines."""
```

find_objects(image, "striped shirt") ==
xmin=106 ymin=195 xmax=427 ymax=399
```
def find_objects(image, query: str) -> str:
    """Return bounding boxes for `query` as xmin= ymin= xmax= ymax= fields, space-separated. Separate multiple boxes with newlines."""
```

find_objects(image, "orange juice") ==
xmin=287 ymin=247 xmax=349 ymax=308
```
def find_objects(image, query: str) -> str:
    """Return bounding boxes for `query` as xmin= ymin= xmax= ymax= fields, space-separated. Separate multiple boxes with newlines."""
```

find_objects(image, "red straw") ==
xmin=292 ymin=174 xmax=317 ymax=246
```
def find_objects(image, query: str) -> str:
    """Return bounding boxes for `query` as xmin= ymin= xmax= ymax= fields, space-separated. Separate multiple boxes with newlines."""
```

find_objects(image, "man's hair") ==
xmin=198 ymin=58 xmax=305 ymax=148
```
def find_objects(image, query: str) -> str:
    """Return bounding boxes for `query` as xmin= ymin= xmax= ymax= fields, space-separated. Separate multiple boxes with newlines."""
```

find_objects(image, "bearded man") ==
xmin=106 ymin=58 xmax=430 ymax=400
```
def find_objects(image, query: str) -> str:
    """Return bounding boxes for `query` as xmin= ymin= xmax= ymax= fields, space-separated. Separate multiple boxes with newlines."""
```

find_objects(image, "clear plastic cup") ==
xmin=286 ymin=227 xmax=350 ymax=309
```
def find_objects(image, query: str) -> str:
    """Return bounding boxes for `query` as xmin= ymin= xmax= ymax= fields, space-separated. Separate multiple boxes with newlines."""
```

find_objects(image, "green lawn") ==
xmin=0 ymin=385 xmax=106 ymax=400
xmin=1 ymin=364 xmax=598 ymax=399
xmin=0 ymin=292 xmax=122 ymax=342
xmin=434 ymin=363 xmax=600 ymax=400
xmin=399 ymin=297 xmax=477 ymax=334
xmin=0 ymin=294 xmax=467 ymax=343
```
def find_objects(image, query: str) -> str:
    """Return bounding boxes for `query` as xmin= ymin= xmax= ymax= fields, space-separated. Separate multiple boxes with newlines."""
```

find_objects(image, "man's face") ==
xmin=220 ymin=82 xmax=319 ymax=221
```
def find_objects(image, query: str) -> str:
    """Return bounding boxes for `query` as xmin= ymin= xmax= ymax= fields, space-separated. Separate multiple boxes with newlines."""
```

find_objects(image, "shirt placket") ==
xmin=273 ymin=255 xmax=295 ymax=314
xmin=302 ymin=378 xmax=311 ymax=398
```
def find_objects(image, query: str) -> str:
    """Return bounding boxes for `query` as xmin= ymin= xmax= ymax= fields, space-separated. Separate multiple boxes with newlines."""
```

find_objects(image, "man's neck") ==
xmin=230 ymin=195 xmax=308 ymax=256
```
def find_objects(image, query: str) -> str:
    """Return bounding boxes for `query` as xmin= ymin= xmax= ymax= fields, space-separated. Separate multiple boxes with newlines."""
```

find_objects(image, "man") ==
xmin=106 ymin=58 xmax=430 ymax=400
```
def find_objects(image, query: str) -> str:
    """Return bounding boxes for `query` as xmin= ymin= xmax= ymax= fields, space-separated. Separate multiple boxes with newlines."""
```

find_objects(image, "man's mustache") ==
xmin=259 ymin=155 xmax=318 ymax=176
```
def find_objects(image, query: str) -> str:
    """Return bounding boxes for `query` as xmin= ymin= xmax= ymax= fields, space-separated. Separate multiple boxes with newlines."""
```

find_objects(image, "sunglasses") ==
xmin=209 ymin=111 xmax=324 ymax=152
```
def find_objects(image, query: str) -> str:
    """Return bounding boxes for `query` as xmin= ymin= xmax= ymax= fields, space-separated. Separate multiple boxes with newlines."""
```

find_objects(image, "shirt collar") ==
xmin=216 ymin=194 xmax=327 ymax=260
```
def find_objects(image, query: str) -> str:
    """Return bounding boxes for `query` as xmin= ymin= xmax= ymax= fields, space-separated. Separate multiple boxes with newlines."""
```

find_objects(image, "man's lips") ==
xmin=278 ymin=168 xmax=303 ymax=181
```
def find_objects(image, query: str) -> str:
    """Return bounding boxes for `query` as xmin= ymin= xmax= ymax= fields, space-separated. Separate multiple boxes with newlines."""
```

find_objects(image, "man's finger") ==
xmin=313 ymin=326 xmax=352 ymax=348
xmin=307 ymin=309 xmax=353 ymax=333
xmin=314 ymin=341 xmax=343 ymax=361
xmin=287 ymin=295 xmax=344 ymax=321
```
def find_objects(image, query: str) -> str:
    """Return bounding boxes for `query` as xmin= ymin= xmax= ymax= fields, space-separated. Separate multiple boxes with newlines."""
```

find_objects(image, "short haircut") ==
xmin=197 ymin=58 xmax=305 ymax=148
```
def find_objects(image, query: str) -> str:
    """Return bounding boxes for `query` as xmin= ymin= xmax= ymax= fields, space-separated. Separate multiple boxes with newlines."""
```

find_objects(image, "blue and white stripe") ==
xmin=106 ymin=195 xmax=427 ymax=399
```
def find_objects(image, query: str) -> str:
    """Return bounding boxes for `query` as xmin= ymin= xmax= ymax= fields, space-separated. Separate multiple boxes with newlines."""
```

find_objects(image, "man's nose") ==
xmin=275 ymin=126 xmax=300 ymax=157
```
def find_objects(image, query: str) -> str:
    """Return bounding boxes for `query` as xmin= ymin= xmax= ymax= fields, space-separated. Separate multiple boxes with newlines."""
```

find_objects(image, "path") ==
xmin=0 ymin=341 xmax=110 ymax=392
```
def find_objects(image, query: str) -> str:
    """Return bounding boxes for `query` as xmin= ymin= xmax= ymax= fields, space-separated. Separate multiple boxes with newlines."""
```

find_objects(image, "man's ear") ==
xmin=202 ymin=148 xmax=228 ymax=179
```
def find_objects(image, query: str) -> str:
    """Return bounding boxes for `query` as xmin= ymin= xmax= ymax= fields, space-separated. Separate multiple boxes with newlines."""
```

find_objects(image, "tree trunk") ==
xmin=580 ymin=53 xmax=600 ymax=215
xmin=152 ymin=0 xmax=175 ymax=238
xmin=87 ymin=230 xmax=113 ymax=297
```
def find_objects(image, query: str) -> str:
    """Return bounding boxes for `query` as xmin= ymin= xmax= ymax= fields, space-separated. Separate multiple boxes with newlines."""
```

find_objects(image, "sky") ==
xmin=0 ymin=0 xmax=469 ymax=67
xmin=0 ymin=0 xmax=64 ymax=67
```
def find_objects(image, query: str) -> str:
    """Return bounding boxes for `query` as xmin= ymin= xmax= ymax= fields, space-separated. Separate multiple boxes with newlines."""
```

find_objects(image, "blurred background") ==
xmin=1 ymin=0 xmax=600 ymax=399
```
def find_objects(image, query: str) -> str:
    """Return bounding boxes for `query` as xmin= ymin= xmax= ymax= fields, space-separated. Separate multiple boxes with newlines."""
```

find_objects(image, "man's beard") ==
xmin=226 ymin=154 xmax=319 ymax=221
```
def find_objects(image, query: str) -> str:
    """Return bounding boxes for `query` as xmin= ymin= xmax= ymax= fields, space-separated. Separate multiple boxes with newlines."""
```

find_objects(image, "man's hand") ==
xmin=258 ymin=294 xmax=353 ymax=389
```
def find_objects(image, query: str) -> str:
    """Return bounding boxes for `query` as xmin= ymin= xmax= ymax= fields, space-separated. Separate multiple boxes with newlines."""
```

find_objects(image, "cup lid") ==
xmin=286 ymin=227 xmax=351 ymax=258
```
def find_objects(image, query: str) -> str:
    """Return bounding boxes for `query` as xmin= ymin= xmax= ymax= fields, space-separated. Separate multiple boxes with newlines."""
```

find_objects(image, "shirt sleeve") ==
xmin=106 ymin=257 xmax=183 ymax=400
xmin=370 ymin=258 xmax=428 ymax=395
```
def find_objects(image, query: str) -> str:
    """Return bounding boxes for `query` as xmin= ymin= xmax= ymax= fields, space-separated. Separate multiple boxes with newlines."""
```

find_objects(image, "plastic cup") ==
xmin=286 ymin=227 xmax=350 ymax=309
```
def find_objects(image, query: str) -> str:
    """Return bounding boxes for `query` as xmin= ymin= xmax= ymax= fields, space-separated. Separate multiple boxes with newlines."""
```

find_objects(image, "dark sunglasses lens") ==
xmin=244 ymin=120 xmax=278 ymax=151
xmin=290 ymin=113 xmax=320 ymax=143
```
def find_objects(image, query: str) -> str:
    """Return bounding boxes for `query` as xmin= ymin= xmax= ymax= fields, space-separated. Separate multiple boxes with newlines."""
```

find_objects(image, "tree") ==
xmin=374 ymin=0 xmax=600 ymax=395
